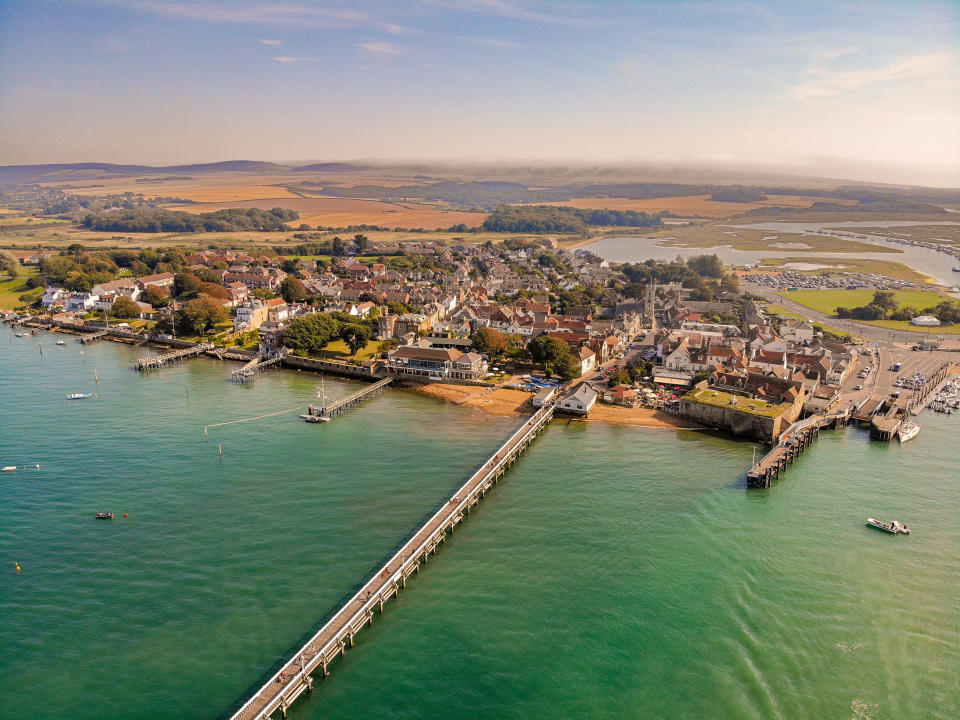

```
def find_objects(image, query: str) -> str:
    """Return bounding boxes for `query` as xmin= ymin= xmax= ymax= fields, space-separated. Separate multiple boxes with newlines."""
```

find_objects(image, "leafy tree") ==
xmin=331 ymin=236 xmax=345 ymax=256
xmin=250 ymin=288 xmax=276 ymax=300
xmin=41 ymin=256 xmax=81 ymax=283
xmin=687 ymin=254 xmax=724 ymax=278
xmin=472 ymin=328 xmax=509 ymax=359
xmin=280 ymin=276 xmax=308 ymax=303
xmin=340 ymin=323 xmax=371 ymax=354
xmin=386 ymin=301 xmax=410 ymax=315
xmin=173 ymin=272 xmax=203 ymax=297
xmin=609 ymin=367 xmax=632 ymax=385
xmin=111 ymin=296 xmax=141 ymax=319
xmin=199 ymin=282 xmax=230 ymax=301
xmin=66 ymin=243 xmax=86 ymax=256
xmin=283 ymin=313 xmax=341 ymax=355
xmin=553 ymin=352 xmax=582 ymax=381
xmin=176 ymin=296 xmax=228 ymax=335
xmin=872 ymin=291 xmax=897 ymax=311
xmin=0 ymin=250 xmax=18 ymax=276
xmin=140 ymin=285 xmax=169 ymax=307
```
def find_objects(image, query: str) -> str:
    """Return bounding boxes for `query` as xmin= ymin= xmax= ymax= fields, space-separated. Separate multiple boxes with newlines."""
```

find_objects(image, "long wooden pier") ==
xmin=232 ymin=356 xmax=282 ymax=383
xmin=907 ymin=362 xmax=955 ymax=415
xmin=135 ymin=343 xmax=213 ymax=370
xmin=227 ymin=404 xmax=555 ymax=720
xmin=306 ymin=377 xmax=392 ymax=419
xmin=746 ymin=409 xmax=849 ymax=488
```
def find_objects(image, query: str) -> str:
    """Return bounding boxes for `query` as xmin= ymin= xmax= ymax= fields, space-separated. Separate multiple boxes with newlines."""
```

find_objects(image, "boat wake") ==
xmin=851 ymin=699 xmax=878 ymax=720
xmin=835 ymin=639 xmax=865 ymax=654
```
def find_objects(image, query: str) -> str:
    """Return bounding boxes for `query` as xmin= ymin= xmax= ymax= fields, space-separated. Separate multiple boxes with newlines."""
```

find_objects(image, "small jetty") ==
xmin=135 ymin=343 xmax=213 ymax=371
xmin=304 ymin=377 xmax=392 ymax=420
xmin=906 ymin=363 xmax=955 ymax=415
xmin=226 ymin=404 xmax=554 ymax=720
xmin=747 ymin=409 xmax=849 ymax=488
xmin=79 ymin=329 xmax=110 ymax=344
xmin=851 ymin=396 xmax=884 ymax=422
xmin=231 ymin=356 xmax=282 ymax=383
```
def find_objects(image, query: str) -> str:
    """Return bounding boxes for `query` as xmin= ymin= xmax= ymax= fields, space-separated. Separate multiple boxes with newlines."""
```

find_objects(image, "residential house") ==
xmin=557 ymin=383 xmax=598 ymax=415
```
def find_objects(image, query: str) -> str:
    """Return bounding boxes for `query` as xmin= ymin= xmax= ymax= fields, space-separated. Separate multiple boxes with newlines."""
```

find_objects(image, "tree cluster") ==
xmin=837 ymin=291 xmax=960 ymax=324
xmin=482 ymin=205 xmax=663 ymax=233
xmin=81 ymin=207 xmax=299 ymax=233
xmin=283 ymin=312 xmax=374 ymax=356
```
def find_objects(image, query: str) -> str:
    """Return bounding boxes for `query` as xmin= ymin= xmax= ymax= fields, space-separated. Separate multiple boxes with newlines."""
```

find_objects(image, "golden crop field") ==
xmin=166 ymin=197 xmax=488 ymax=230
xmin=544 ymin=194 xmax=855 ymax=218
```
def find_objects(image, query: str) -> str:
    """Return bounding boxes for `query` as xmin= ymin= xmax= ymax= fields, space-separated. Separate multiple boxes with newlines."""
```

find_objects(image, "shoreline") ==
xmin=411 ymin=382 xmax=704 ymax=430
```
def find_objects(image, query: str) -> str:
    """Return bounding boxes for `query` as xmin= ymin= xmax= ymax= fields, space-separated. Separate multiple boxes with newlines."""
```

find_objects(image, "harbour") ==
xmin=2 ymin=332 xmax=958 ymax=720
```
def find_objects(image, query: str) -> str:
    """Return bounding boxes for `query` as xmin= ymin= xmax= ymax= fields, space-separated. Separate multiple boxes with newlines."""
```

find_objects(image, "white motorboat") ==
xmin=2 ymin=466 xmax=16 ymax=472
xmin=898 ymin=422 xmax=920 ymax=442
xmin=866 ymin=518 xmax=910 ymax=534
xmin=66 ymin=392 xmax=93 ymax=400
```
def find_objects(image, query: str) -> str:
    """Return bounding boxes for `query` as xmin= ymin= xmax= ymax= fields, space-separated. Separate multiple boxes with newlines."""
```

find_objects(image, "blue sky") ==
xmin=1 ymin=0 xmax=958 ymax=184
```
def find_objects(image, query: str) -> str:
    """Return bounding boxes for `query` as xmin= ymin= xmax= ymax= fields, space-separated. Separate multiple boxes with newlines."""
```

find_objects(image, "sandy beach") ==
xmin=412 ymin=383 xmax=703 ymax=430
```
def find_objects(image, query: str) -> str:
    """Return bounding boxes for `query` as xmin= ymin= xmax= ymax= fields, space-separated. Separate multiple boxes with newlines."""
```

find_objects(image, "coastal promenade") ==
xmin=227 ymin=404 xmax=555 ymax=720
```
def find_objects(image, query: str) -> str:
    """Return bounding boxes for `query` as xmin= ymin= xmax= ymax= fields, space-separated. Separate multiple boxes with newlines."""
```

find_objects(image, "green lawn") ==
xmin=684 ymin=388 xmax=790 ymax=417
xmin=0 ymin=268 xmax=41 ymax=310
xmin=780 ymin=288 xmax=947 ymax=315
xmin=313 ymin=339 xmax=383 ymax=361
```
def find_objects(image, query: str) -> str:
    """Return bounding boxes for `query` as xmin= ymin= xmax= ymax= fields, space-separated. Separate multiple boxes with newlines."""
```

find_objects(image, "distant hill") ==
xmin=0 ymin=160 xmax=289 ymax=184
xmin=291 ymin=163 xmax=368 ymax=173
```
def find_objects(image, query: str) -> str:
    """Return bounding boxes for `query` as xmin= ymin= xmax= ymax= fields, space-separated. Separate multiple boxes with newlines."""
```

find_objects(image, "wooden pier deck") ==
xmin=78 ymin=329 xmax=109 ymax=344
xmin=135 ymin=343 xmax=213 ymax=371
xmin=851 ymin=396 xmax=884 ymax=422
xmin=306 ymin=377 xmax=392 ymax=419
xmin=226 ymin=404 xmax=555 ymax=720
xmin=746 ymin=409 xmax=849 ymax=488
xmin=907 ymin=362 xmax=955 ymax=415
xmin=232 ymin=356 xmax=282 ymax=383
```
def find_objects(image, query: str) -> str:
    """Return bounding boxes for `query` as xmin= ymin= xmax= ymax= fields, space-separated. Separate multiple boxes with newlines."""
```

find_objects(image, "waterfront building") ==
xmin=386 ymin=346 xmax=487 ymax=380
xmin=557 ymin=383 xmax=598 ymax=415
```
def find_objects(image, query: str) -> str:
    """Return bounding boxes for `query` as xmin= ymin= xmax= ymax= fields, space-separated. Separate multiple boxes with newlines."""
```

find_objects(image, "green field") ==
xmin=0 ymin=268 xmax=41 ymax=310
xmin=780 ymin=288 xmax=947 ymax=315
xmin=858 ymin=319 xmax=960 ymax=335
xmin=684 ymin=388 xmax=789 ymax=417
xmin=313 ymin=339 xmax=383 ymax=362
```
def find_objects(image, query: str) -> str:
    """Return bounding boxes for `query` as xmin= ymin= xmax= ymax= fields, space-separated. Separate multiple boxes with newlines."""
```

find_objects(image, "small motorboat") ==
xmin=866 ymin=518 xmax=910 ymax=534
xmin=66 ymin=393 xmax=93 ymax=400
xmin=898 ymin=422 xmax=920 ymax=442
xmin=94 ymin=512 xmax=115 ymax=520
xmin=56 ymin=340 xmax=66 ymax=346
xmin=2 ymin=466 xmax=16 ymax=472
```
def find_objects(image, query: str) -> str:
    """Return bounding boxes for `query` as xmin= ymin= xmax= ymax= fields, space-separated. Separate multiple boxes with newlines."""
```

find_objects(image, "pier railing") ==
xmin=227 ymin=404 xmax=555 ymax=720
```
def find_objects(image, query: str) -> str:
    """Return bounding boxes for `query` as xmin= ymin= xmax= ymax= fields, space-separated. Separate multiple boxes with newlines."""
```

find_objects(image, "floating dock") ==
xmin=226 ymin=404 xmax=554 ymax=720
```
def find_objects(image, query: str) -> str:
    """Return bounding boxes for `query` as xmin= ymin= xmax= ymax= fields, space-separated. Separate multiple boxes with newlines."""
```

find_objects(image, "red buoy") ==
xmin=124 ymin=513 xmax=128 ymax=517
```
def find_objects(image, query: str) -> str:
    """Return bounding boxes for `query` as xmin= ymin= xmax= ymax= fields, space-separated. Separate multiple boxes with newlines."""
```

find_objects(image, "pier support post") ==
xmin=349 ymin=632 xmax=355 ymax=648
xmin=321 ymin=660 xmax=329 ymax=677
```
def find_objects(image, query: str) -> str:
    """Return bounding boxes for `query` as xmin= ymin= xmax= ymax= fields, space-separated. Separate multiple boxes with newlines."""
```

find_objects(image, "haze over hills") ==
xmin=3 ymin=160 xmax=959 ymax=193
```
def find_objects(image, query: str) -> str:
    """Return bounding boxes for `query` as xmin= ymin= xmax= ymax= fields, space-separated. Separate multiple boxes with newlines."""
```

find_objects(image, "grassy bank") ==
xmin=0 ymin=267 xmax=42 ymax=310
xmin=779 ymin=288 xmax=947 ymax=315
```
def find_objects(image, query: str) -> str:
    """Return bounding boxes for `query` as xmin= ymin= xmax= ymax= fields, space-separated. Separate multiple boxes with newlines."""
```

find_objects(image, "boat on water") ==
xmin=898 ymin=422 xmax=920 ymax=442
xmin=302 ymin=380 xmax=332 ymax=423
xmin=300 ymin=413 xmax=330 ymax=423
xmin=2 ymin=466 xmax=16 ymax=472
xmin=94 ymin=512 xmax=115 ymax=520
xmin=56 ymin=340 xmax=65 ymax=345
xmin=66 ymin=392 xmax=93 ymax=400
xmin=866 ymin=518 xmax=910 ymax=534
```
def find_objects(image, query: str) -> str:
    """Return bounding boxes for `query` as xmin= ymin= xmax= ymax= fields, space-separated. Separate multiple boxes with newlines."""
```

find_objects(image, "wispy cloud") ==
xmin=456 ymin=35 xmax=532 ymax=49
xmin=90 ymin=0 xmax=410 ymax=33
xmin=417 ymin=0 xmax=585 ymax=26
xmin=358 ymin=41 xmax=402 ymax=55
xmin=790 ymin=52 xmax=959 ymax=101
xmin=258 ymin=38 xmax=282 ymax=46
xmin=273 ymin=56 xmax=319 ymax=63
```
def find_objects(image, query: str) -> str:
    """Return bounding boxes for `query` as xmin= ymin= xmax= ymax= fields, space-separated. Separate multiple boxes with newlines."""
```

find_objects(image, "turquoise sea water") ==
xmin=1 ymin=331 xmax=958 ymax=719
